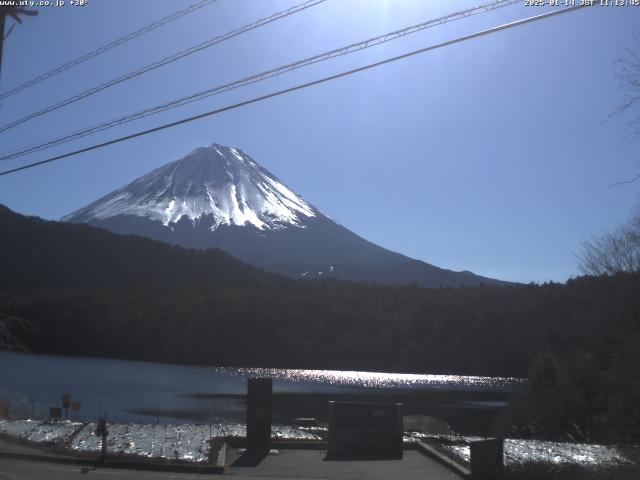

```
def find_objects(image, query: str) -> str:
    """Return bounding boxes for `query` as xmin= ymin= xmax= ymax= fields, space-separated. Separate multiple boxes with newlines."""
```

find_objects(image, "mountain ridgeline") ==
xmin=63 ymin=143 xmax=503 ymax=287
xmin=0 ymin=205 xmax=280 ymax=293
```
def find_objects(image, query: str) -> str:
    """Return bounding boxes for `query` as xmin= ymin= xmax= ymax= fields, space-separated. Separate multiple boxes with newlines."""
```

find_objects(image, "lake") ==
xmin=1 ymin=351 xmax=524 ymax=431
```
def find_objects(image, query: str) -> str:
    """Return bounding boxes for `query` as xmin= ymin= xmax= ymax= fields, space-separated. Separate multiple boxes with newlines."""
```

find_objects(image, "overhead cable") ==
xmin=0 ymin=0 xmax=520 ymax=160
xmin=0 ymin=0 xmax=327 ymax=133
xmin=0 ymin=4 xmax=593 ymax=178
xmin=0 ymin=0 xmax=221 ymax=101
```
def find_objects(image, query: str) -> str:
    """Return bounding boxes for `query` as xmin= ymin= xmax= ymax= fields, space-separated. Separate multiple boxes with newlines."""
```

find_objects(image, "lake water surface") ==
xmin=1 ymin=351 xmax=524 ymax=427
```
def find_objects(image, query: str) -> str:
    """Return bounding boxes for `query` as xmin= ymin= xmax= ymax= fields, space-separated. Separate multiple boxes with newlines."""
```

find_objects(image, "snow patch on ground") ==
xmin=437 ymin=435 xmax=634 ymax=467
xmin=0 ymin=419 xmax=81 ymax=444
xmin=1 ymin=419 xmax=633 ymax=468
xmin=0 ymin=419 xmax=322 ymax=464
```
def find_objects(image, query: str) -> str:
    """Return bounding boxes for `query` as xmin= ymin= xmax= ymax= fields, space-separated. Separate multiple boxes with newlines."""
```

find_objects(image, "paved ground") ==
xmin=0 ymin=438 xmax=67 ymax=456
xmin=0 ymin=458 xmax=213 ymax=480
xmin=0 ymin=437 xmax=462 ymax=479
xmin=227 ymin=448 xmax=460 ymax=479
xmin=0 ymin=451 xmax=461 ymax=480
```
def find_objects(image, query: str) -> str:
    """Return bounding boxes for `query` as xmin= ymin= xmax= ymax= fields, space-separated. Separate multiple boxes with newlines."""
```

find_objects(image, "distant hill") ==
xmin=0 ymin=204 xmax=279 ymax=293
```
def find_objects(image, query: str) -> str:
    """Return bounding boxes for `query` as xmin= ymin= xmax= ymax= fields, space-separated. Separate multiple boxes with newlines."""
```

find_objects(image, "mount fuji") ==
xmin=64 ymin=143 xmax=503 ymax=287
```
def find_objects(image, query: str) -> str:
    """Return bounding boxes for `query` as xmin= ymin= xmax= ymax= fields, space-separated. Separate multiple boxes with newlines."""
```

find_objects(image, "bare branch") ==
xmin=609 ymin=172 xmax=640 ymax=187
xmin=579 ymin=210 xmax=640 ymax=275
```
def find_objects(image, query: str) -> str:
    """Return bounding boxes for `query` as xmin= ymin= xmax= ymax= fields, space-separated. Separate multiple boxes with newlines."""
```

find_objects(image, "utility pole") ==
xmin=0 ymin=6 xmax=38 ymax=82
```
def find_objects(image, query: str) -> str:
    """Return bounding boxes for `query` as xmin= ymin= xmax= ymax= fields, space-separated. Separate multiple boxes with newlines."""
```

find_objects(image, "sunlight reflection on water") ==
xmin=224 ymin=367 xmax=525 ymax=389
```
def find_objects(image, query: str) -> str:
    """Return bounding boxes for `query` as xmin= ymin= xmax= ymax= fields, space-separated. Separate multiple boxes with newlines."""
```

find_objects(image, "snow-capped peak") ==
xmin=63 ymin=143 xmax=318 ymax=230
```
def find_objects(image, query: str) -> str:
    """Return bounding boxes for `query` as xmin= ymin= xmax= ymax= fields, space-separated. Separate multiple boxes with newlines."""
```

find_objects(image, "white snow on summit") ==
xmin=63 ymin=144 xmax=317 ymax=230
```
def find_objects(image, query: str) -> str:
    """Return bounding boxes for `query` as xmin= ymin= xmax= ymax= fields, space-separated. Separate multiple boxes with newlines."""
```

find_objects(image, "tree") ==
xmin=0 ymin=5 xmax=38 ymax=80
xmin=614 ymin=45 xmax=640 ymax=140
xmin=581 ymin=44 xmax=640 ymax=275
xmin=610 ymin=43 xmax=640 ymax=186
xmin=580 ymin=210 xmax=640 ymax=275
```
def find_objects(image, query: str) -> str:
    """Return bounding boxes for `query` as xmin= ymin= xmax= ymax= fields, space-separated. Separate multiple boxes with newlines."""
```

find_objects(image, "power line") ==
xmin=0 ymin=4 xmax=593 ymax=178
xmin=0 ymin=0 xmax=521 ymax=161
xmin=0 ymin=0 xmax=327 ymax=134
xmin=0 ymin=0 xmax=220 ymax=101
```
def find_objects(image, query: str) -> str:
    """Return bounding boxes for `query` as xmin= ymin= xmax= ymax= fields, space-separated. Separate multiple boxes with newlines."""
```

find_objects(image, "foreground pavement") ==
xmin=0 ymin=450 xmax=462 ymax=480
xmin=227 ymin=449 xmax=461 ymax=479
xmin=0 ymin=458 xmax=213 ymax=479
xmin=1 ymin=433 xmax=463 ymax=479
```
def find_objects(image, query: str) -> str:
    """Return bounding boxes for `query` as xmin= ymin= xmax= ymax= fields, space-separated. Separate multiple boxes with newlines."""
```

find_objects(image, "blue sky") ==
xmin=0 ymin=0 xmax=638 ymax=283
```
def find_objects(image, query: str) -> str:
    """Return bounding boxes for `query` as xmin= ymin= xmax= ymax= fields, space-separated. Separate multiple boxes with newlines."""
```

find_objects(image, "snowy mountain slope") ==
xmin=64 ymin=143 xmax=505 ymax=287
xmin=64 ymin=144 xmax=318 ymax=230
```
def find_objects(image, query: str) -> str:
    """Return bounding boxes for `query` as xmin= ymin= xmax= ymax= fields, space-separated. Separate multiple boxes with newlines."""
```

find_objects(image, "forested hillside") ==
xmin=0 ymin=204 xmax=281 ymax=292
xmin=1 ymin=273 xmax=637 ymax=376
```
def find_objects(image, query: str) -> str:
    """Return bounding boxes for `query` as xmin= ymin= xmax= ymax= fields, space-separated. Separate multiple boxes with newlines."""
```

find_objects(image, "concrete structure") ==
xmin=470 ymin=438 xmax=503 ymax=480
xmin=327 ymin=401 xmax=403 ymax=460
xmin=246 ymin=378 xmax=272 ymax=453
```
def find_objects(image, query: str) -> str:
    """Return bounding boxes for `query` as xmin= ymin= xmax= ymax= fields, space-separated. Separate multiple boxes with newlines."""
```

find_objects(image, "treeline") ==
xmin=2 ymin=274 xmax=638 ymax=378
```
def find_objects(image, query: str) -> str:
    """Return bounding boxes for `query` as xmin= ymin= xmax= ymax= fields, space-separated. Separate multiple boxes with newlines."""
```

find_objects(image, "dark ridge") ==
xmin=0 ymin=204 xmax=281 ymax=293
